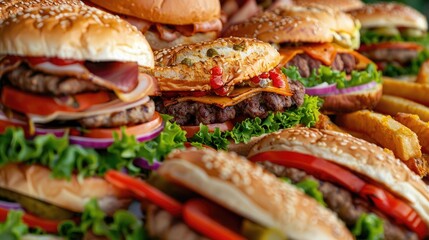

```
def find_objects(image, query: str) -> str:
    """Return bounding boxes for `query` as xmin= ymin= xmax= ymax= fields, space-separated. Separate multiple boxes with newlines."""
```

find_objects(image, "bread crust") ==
xmin=249 ymin=127 xmax=429 ymax=226
xmin=160 ymin=149 xmax=352 ymax=240
xmin=148 ymin=37 xmax=281 ymax=91
xmin=348 ymin=3 xmax=428 ymax=30
xmin=144 ymin=31 xmax=218 ymax=51
xmin=0 ymin=0 xmax=83 ymax=20
xmin=88 ymin=0 xmax=220 ymax=25
xmin=321 ymin=83 xmax=383 ymax=113
xmin=0 ymin=164 xmax=130 ymax=214
xmin=223 ymin=5 xmax=357 ymax=44
xmin=292 ymin=0 xmax=363 ymax=12
xmin=0 ymin=5 xmax=154 ymax=67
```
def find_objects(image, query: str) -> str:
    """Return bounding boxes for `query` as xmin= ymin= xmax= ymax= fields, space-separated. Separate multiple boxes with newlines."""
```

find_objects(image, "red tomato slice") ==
xmin=183 ymin=199 xmax=245 ymax=240
xmin=249 ymin=151 xmax=429 ymax=238
xmin=182 ymin=121 xmax=234 ymax=138
xmin=70 ymin=112 xmax=163 ymax=139
xmin=359 ymin=42 xmax=423 ymax=52
xmin=0 ymin=207 xmax=61 ymax=233
xmin=49 ymin=57 xmax=83 ymax=66
xmin=1 ymin=86 xmax=111 ymax=116
xmin=105 ymin=170 xmax=182 ymax=216
xmin=25 ymin=56 xmax=49 ymax=65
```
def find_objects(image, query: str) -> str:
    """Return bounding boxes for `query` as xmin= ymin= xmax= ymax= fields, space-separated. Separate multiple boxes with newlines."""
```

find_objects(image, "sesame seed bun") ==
xmin=348 ymin=3 xmax=428 ymax=31
xmin=87 ymin=0 xmax=220 ymax=25
xmin=0 ymin=5 xmax=154 ymax=67
xmin=292 ymin=0 xmax=364 ymax=12
xmin=159 ymin=148 xmax=353 ymax=240
xmin=223 ymin=5 xmax=357 ymax=44
xmin=249 ymin=127 xmax=429 ymax=227
xmin=0 ymin=164 xmax=130 ymax=214
xmin=0 ymin=0 xmax=83 ymax=20
xmin=147 ymin=37 xmax=281 ymax=92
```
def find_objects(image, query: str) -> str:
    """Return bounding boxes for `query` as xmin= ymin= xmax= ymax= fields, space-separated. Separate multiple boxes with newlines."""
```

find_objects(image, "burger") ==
xmin=0 ymin=0 xmax=83 ymax=20
xmin=248 ymin=127 xmax=429 ymax=239
xmin=0 ymin=4 xmax=163 ymax=148
xmin=85 ymin=0 xmax=223 ymax=50
xmin=290 ymin=0 xmax=363 ymax=12
xmin=348 ymin=3 xmax=429 ymax=81
xmin=105 ymin=148 xmax=353 ymax=240
xmin=223 ymin=5 xmax=383 ymax=113
xmin=146 ymin=37 xmax=321 ymax=152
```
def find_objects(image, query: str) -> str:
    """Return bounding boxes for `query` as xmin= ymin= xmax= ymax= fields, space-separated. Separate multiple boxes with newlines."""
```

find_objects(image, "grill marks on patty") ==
xmin=156 ymin=80 xmax=305 ymax=125
xmin=261 ymin=162 xmax=418 ymax=240
xmin=286 ymin=53 xmax=357 ymax=78
xmin=5 ymin=64 xmax=101 ymax=95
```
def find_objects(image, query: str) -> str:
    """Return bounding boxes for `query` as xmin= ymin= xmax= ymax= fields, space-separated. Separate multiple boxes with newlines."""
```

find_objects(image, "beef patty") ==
xmin=286 ymin=53 xmax=357 ymax=78
xmin=5 ymin=64 xmax=100 ymax=95
xmin=360 ymin=48 xmax=420 ymax=65
xmin=155 ymin=79 xmax=305 ymax=125
xmin=260 ymin=161 xmax=418 ymax=240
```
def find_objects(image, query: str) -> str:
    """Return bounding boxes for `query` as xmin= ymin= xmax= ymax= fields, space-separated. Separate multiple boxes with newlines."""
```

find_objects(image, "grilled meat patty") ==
xmin=360 ymin=48 xmax=420 ymax=65
xmin=261 ymin=161 xmax=418 ymax=240
xmin=5 ymin=64 xmax=101 ymax=95
xmin=155 ymin=80 xmax=305 ymax=125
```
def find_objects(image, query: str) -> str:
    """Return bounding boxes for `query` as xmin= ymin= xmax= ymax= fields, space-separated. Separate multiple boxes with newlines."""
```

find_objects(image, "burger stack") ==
xmin=0 ymin=0 xmax=429 ymax=240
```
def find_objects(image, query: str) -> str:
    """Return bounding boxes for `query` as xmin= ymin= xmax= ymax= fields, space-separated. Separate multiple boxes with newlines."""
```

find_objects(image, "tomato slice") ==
xmin=70 ymin=112 xmax=163 ymax=139
xmin=249 ymin=151 xmax=429 ymax=239
xmin=182 ymin=121 xmax=234 ymax=138
xmin=1 ymin=86 xmax=111 ymax=115
xmin=0 ymin=207 xmax=61 ymax=233
xmin=359 ymin=42 xmax=423 ymax=52
xmin=105 ymin=170 xmax=182 ymax=216
xmin=25 ymin=56 xmax=49 ymax=65
xmin=49 ymin=57 xmax=83 ymax=66
xmin=183 ymin=199 xmax=245 ymax=240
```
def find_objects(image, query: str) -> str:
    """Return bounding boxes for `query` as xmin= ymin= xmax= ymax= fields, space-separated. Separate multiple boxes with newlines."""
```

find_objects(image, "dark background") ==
xmin=363 ymin=0 xmax=429 ymax=18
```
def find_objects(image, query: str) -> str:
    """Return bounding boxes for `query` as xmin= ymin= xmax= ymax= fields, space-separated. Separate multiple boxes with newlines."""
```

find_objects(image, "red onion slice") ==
xmin=133 ymin=157 xmax=161 ymax=170
xmin=305 ymin=81 xmax=378 ymax=96
xmin=69 ymin=123 xmax=164 ymax=149
xmin=334 ymin=81 xmax=378 ymax=95
xmin=0 ymin=200 xmax=22 ymax=210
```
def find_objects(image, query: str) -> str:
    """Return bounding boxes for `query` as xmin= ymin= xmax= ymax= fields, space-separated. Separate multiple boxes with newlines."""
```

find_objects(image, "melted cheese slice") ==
xmin=167 ymin=86 xmax=292 ymax=108
xmin=279 ymin=43 xmax=373 ymax=70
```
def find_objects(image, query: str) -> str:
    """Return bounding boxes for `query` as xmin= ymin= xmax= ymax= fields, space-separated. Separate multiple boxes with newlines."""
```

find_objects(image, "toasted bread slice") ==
xmin=147 ymin=37 xmax=281 ymax=92
xmin=395 ymin=113 xmax=429 ymax=154
xmin=383 ymin=77 xmax=429 ymax=106
xmin=375 ymin=95 xmax=429 ymax=122
xmin=336 ymin=110 xmax=421 ymax=161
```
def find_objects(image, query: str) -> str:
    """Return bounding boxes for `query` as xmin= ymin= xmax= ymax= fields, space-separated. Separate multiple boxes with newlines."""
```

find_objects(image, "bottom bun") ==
xmin=321 ymin=83 xmax=382 ymax=114
xmin=144 ymin=31 xmax=218 ymax=50
xmin=0 ymin=164 xmax=130 ymax=214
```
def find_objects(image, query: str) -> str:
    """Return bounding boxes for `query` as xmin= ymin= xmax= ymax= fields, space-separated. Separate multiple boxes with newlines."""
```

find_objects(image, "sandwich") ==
xmin=145 ymin=37 xmax=321 ymax=151
xmin=0 ymin=4 xmax=162 ymax=148
xmin=349 ymin=3 xmax=429 ymax=81
xmin=248 ymin=127 xmax=429 ymax=240
xmin=85 ymin=0 xmax=223 ymax=50
xmin=223 ymin=5 xmax=383 ymax=113
xmin=105 ymin=148 xmax=353 ymax=240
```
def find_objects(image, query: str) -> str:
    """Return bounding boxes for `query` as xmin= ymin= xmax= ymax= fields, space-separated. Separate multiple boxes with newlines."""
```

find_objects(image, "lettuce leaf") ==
xmin=282 ymin=64 xmax=382 ymax=89
xmin=295 ymin=179 xmax=326 ymax=207
xmin=352 ymin=213 xmax=384 ymax=240
xmin=383 ymin=49 xmax=429 ymax=77
xmin=190 ymin=95 xmax=322 ymax=149
xmin=0 ymin=114 xmax=187 ymax=179
xmin=0 ymin=211 xmax=28 ymax=240
xmin=59 ymin=199 xmax=147 ymax=240
xmin=361 ymin=30 xmax=429 ymax=46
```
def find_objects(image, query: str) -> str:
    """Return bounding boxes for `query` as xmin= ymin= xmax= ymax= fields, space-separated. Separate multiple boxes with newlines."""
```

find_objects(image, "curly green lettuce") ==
xmin=190 ymin=95 xmax=322 ymax=150
xmin=282 ymin=64 xmax=382 ymax=89
xmin=281 ymin=178 xmax=326 ymax=207
xmin=59 ymin=199 xmax=147 ymax=240
xmin=0 ymin=211 xmax=28 ymax=240
xmin=383 ymin=49 xmax=429 ymax=77
xmin=352 ymin=213 xmax=384 ymax=240
xmin=361 ymin=30 xmax=429 ymax=47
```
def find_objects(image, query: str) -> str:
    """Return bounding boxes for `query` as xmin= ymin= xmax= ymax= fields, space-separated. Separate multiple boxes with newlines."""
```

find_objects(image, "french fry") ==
xmin=394 ymin=113 xmax=429 ymax=154
xmin=375 ymin=95 xmax=429 ymax=122
xmin=416 ymin=60 xmax=429 ymax=84
xmin=336 ymin=110 xmax=422 ymax=161
xmin=314 ymin=114 xmax=346 ymax=133
xmin=403 ymin=156 xmax=429 ymax=177
xmin=383 ymin=77 xmax=429 ymax=106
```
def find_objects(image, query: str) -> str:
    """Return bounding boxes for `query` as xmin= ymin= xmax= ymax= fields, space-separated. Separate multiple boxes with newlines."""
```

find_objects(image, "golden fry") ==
xmin=395 ymin=113 xmax=429 ymax=154
xmin=416 ymin=60 xmax=429 ymax=84
xmin=383 ymin=77 xmax=429 ymax=106
xmin=375 ymin=95 xmax=429 ymax=122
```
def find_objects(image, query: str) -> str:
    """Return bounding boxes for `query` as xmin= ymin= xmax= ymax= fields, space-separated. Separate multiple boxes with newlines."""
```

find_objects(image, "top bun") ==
xmin=249 ymin=127 xmax=429 ymax=226
xmin=348 ymin=3 xmax=428 ymax=31
xmin=223 ymin=5 xmax=357 ymax=44
xmin=88 ymin=0 xmax=220 ymax=25
xmin=0 ymin=0 xmax=83 ymax=20
xmin=0 ymin=5 xmax=154 ymax=67
xmin=159 ymin=148 xmax=352 ymax=240
xmin=292 ymin=0 xmax=363 ymax=12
